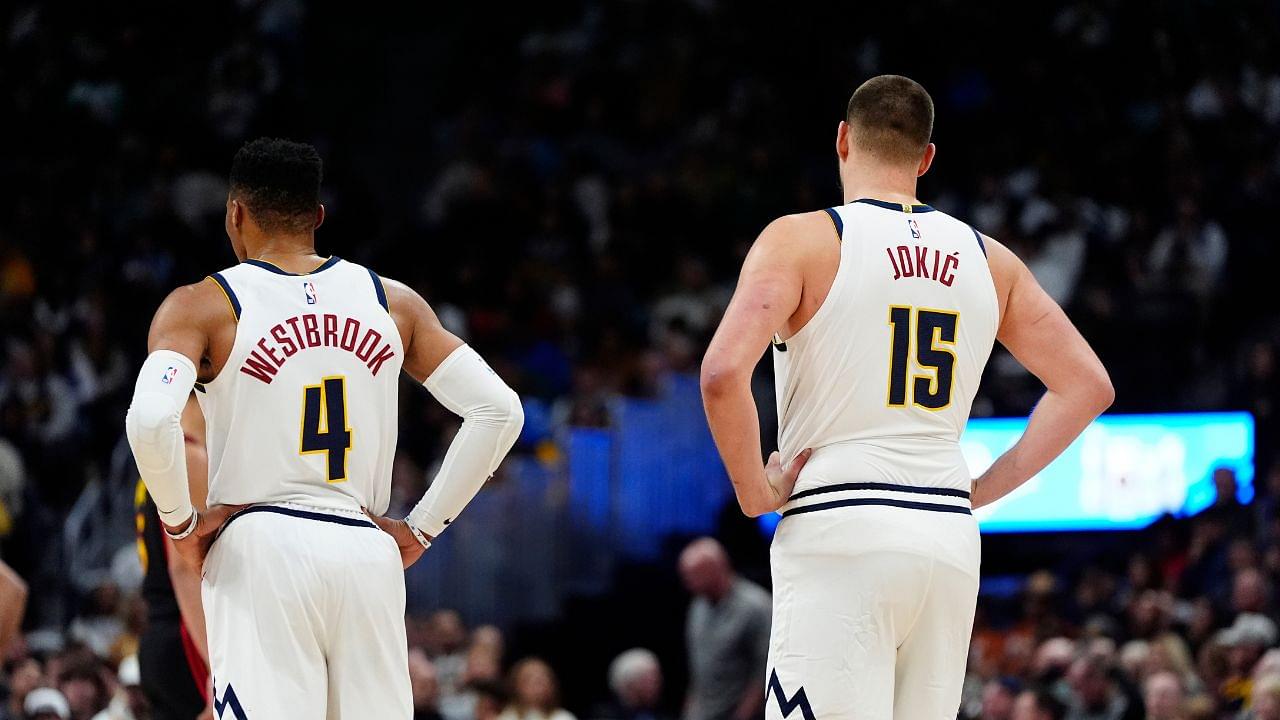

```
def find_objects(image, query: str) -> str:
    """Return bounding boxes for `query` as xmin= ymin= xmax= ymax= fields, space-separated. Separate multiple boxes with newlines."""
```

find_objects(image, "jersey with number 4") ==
xmin=197 ymin=257 xmax=404 ymax=515
xmin=772 ymin=199 xmax=999 ymax=493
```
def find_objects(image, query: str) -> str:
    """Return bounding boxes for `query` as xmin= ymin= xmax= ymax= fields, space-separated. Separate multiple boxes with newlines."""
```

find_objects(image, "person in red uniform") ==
xmin=135 ymin=395 xmax=212 ymax=720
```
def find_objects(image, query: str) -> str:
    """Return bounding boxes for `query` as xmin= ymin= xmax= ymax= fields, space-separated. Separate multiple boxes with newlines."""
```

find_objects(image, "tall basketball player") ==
xmin=125 ymin=138 xmax=524 ymax=718
xmin=700 ymin=76 xmax=1114 ymax=718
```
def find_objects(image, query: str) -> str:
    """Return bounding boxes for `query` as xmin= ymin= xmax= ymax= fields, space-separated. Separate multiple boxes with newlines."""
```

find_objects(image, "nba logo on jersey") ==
xmin=303 ymin=281 xmax=318 ymax=304
xmin=908 ymin=218 xmax=922 ymax=239
xmin=160 ymin=366 xmax=178 ymax=384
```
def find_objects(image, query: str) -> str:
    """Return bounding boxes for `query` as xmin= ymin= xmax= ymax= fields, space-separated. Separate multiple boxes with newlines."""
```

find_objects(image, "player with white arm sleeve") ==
xmin=125 ymin=138 xmax=522 ymax=719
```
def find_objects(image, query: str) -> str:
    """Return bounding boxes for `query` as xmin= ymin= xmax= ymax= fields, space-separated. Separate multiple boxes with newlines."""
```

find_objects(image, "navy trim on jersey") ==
xmin=219 ymin=505 xmax=378 ymax=537
xmin=783 ymin=497 xmax=972 ymax=517
xmin=368 ymin=268 xmax=389 ymax=311
xmin=193 ymin=382 xmax=206 ymax=394
xmin=208 ymin=273 xmax=241 ymax=320
xmin=788 ymin=481 xmax=970 ymax=502
xmin=243 ymin=256 xmax=342 ymax=276
xmin=970 ymin=225 xmax=987 ymax=257
xmin=821 ymin=207 xmax=843 ymax=239
xmin=851 ymin=198 xmax=936 ymax=213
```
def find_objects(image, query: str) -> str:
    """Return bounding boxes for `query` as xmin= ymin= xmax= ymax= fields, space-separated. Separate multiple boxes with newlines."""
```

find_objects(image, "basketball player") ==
xmin=135 ymin=395 xmax=211 ymax=720
xmin=700 ymin=75 xmax=1114 ymax=718
xmin=125 ymin=138 xmax=524 ymax=718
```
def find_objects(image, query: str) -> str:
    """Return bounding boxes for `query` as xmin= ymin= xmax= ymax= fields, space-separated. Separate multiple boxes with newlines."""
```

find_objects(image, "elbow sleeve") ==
xmin=406 ymin=345 xmax=523 ymax=537
xmin=125 ymin=350 xmax=196 ymax=525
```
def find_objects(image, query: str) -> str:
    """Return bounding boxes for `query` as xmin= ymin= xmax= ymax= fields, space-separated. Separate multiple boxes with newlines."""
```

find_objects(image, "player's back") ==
xmin=773 ymin=199 xmax=998 ymax=501
xmin=198 ymin=257 xmax=403 ymax=514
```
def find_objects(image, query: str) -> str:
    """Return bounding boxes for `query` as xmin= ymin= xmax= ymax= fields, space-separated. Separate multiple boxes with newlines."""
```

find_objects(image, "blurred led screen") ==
xmin=758 ymin=412 xmax=1254 ymax=536
xmin=969 ymin=412 xmax=1254 ymax=532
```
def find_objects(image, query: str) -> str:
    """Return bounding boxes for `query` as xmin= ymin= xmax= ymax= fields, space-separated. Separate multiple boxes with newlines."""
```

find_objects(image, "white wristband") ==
xmin=163 ymin=510 xmax=198 ymax=541
xmin=406 ymin=522 xmax=432 ymax=551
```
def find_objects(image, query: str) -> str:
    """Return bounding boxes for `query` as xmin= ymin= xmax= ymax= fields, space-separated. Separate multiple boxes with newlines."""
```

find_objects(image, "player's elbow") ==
xmin=700 ymin=357 xmax=748 ymax=400
xmin=1081 ymin=368 xmax=1115 ymax=416
xmin=125 ymin=393 xmax=181 ymax=454
xmin=501 ymin=389 xmax=525 ymax=435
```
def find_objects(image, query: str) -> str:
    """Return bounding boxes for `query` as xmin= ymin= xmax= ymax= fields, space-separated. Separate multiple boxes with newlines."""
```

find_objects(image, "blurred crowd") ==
xmin=2 ymin=0 xmax=1280 ymax=718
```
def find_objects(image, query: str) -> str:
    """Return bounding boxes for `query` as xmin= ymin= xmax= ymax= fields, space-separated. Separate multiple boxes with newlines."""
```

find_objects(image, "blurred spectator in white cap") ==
xmin=1217 ymin=613 xmax=1278 ymax=710
xmin=591 ymin=648 xmax=669 ymax=720
xmin=25 ymin=687 xmax=71 ymax=720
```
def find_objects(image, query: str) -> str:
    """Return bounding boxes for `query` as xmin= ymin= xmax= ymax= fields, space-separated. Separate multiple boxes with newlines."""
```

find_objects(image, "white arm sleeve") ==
xmin=406 ymin=345 xmax=524 ymax=537
xmin=125 ymin=350 xmax=196 ymax=526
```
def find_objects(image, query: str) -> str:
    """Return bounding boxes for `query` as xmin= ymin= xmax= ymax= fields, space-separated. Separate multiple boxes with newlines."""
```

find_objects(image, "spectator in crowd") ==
xmin=1013 ymin=688 xmax=1067 ymax=720
xmin=679 ymin=538 xmax=770 ymax=720
xmin=1 ymin=657 xmax=44 ymax=720
xmin=471 ymin=680 xmax=509 ymax=720
xmin=410 ymin=647 xmax=445 ymax=720
xmin=592 ymin=648 xmax=668 ymax=720
xmin=498 ymin=658 xmax=576 ymax=720
xmin=1249 ymin=674 xmax=1280 ymax=720
xmin=1063 ymin=653 xmax=1137 ymax=720
xmin=982 ymin=678 xmax=1020 ymax=720
xmin=1142 ymin=671 xmax=1184 ymax=720
xmin=89 ymin=655 xmax=146 ymax=720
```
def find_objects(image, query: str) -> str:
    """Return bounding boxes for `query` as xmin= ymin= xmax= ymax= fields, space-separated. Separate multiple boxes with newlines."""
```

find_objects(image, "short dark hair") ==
xmin=229 ymin=137 xmax=323 ymax=233
xmin=845 ymin=75 xmax=934 ymax=163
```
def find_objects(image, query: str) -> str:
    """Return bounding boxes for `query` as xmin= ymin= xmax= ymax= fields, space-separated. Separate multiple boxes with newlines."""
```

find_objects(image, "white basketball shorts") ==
xmin=765 ymin=484 xmax=981 ymax=720
xmin=201 ymin=504 xmax=412 ymax=719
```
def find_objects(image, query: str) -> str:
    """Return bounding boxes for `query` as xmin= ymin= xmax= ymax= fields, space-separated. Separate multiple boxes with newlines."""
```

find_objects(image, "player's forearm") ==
xmin=168 ymin=544 xmax=209 ymax=663
xmin=406 ymin=346 xmax=524 ymax=538
xmin=0 ymin=562 xmax=27 ymax=654
xmin=701 ymin=371 xmax=775 ymax=517
xmin=733 ymin=686 xmax=765 ymax=720
xmin=126 ymin=351 xmax=197 ymax=527
xmin=971 ymin=383 xmax=1112 ymax=509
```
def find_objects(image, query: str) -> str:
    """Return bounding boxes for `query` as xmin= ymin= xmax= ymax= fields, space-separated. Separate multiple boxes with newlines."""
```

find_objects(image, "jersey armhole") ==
xmin=822 ymin=207 xmax=844 ymax=242
xmin=968 ymin=225 xmax=987 ymax=257
xmin=206 ymin=273 xmax=241 ymax=322
xmin=367 ymin=268 xmax=390 ymax=312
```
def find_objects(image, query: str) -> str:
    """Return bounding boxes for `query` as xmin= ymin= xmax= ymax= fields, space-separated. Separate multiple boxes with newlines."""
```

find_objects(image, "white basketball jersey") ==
xmin=773 ymin=199 xmax=999 ymax=494
xmin=197 ymin=257 xmax=404 ymax=514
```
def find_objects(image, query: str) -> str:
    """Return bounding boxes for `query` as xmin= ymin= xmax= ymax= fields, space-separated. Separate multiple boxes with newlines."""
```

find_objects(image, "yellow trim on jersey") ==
xmin=205 ymin=276 xmax=239 ymax=322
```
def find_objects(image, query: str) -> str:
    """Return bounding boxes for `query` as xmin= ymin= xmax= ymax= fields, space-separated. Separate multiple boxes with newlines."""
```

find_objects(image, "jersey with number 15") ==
xmin=197 ymin=257 xmax=403 ymax=515
xmin=772 ymin=199 xmax=999 ymax=494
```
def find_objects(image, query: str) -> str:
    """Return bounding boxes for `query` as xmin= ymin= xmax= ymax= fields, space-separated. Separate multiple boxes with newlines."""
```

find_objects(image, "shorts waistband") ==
xmin=220 ymin=502 xmax=378 ymax=535
xmin=780 ymin=482 xmax=972 ymax=518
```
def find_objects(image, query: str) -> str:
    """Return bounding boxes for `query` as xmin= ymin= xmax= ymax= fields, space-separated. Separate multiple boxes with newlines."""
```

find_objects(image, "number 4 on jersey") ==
xmin=300 ymin=376 xmax=352 ymax=482
xmin=887 ymin=306 xmax=958 ymax=410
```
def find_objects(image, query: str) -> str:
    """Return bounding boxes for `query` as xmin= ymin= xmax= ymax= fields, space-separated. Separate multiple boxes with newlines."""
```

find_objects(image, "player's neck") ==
xmin=839 ymin=160 xmax=921 ymax=206
xmin=246 ymin=235 xmax=325 ymax=272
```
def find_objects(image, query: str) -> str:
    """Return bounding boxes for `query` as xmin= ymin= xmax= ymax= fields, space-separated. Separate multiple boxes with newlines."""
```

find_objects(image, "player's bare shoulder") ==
xmin=751 ymin=211 xmax=843 ymax=336
xmin=375 ymin=275 xmax=463 ymax=382
xmin=148 ymin=278 xmax=239 ymax=381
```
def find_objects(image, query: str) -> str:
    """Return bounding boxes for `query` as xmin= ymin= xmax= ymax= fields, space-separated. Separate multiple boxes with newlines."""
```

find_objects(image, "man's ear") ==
xmin=228 ymin=198 xmax=244 ymax=228
xmin=917 ymin=143 xmax=936 ymax=177
xmin=836 ymin=121 xmax=851 ymax=162
xmin=315 ymin=204 xmax=325 ymax=230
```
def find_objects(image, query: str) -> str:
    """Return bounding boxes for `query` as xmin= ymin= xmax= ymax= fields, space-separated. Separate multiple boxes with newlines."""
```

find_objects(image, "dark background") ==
xmin=2 ymin=1 xmax=1280 ymax=718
